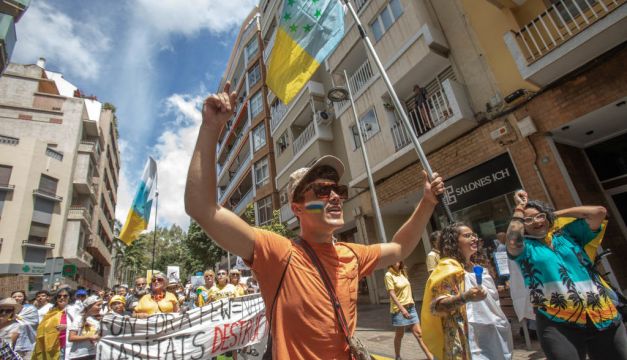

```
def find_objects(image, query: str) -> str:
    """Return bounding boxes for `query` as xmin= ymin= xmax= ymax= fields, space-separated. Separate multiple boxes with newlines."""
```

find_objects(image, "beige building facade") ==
xmin=257 ymin=0 xmax=627 ymax=305
xmin=0 ymin=60 xmax=120 ymax=296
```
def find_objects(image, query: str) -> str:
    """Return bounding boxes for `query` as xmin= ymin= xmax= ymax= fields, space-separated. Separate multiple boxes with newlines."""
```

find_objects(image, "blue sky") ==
xmin=12 ymin=0 xmax=258 ymax=228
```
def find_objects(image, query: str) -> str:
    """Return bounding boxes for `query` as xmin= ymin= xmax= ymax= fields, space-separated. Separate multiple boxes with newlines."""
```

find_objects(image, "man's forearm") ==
xmin=506 ymin=205 xmax=525 ymax=256
xmin=185 ymin=123 xmax=220 ymax=217
xmin=433 ymin=294 xmax=465 ymax=314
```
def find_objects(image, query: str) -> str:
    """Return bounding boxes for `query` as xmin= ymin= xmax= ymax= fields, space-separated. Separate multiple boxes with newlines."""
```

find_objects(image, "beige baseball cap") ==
xmin=287 ymin=155 xmax=345 ymax=204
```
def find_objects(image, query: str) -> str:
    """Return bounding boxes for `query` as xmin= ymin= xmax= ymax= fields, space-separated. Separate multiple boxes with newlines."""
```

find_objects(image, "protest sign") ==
xmin=167 ymin=266 xmax=180 ymax=283
xmin=97 ymin=294 xmax=267 ymax=359
xmin=494 ymin=251 xmax=510 ymax=276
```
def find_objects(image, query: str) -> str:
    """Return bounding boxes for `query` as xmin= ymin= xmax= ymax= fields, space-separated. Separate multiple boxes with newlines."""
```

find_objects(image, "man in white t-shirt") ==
xmin=35 ymin=290 xmax=53 ymax=323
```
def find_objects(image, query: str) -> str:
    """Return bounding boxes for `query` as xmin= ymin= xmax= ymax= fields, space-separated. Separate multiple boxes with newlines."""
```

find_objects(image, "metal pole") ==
xmin=342 ymin=0 xmax=454 ymax=222
xmin=344 ymin=70 xmax=388 ymax=243
xmin=150 ymin=169 xmax=159 ymax=289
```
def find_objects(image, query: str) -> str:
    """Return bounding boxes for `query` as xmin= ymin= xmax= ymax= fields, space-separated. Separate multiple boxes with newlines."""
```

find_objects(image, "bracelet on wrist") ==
xmin=459 ymin=292 xmax=466 ymax=304
xmin=511 ymin=216 xmax=525 ymax=223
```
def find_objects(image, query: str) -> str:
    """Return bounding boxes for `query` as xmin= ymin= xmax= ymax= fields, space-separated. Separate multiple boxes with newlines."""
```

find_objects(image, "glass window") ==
xmin=390 ymin=0 xmax=403 ymax=19
xmin=252 ymin=123 xmax=266 ymax=152
xmin=248 ymin=63 xmax=261 ymax=88
xmin=359 ymin=108 xmax=380 ymax=140
xmin=246 ymin=38 xmax=259 ymax=60
xmin=257 ymin=196 xmax=273 ymax=226
xmin=370 ymin=18 xmax=383 ymax=41
xmin=250 ymin=91 xmax=263 ymax=118
xmin=254 ymin=157 xmax=269 ymax=188
xmin=381 ymin=7 xmax=393 ymax=30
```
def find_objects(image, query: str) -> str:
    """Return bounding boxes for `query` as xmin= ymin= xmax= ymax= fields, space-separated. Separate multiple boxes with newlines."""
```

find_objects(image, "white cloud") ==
xmin=115 ymin=93 xmax=204 ymax=230
xmin=135 ymin=0 xmax=258 ymax=36
xmin=13 ymin=1 xmax=110 ymax=80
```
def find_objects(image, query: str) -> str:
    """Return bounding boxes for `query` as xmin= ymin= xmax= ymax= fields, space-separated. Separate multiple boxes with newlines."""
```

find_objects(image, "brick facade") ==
xmin=0 ymin=275 xmax=29 ymax=298
xmin=374 ymin=44 xmax=627 ymax=287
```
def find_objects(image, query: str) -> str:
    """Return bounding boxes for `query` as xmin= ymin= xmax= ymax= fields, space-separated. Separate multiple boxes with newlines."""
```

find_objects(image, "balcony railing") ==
xmin=390 ymin=88 xmax=453 ymax=151
xmin=22 ymin=240 xmax=55 ymax=249
xmin=263 ymin=30 xmax=276 ymax=63
xmin=233 ymin=189 xmax=254 ymax=215
xmin=218 ymin=120 xmax=251 ymax=180
xmin=68 ymin=206 xmax=92 ymax=225
xmin=270 ymin=101 xmax=288 ymax=132
xmin=0 ymin=134 xmax=18 ymax=145
xmin=33 ymin=188 xmax=63 ymax=202
xmin=333 ymin=59 xmax=375 ymax=114
xmin=0 ymin=182 xmax=14 ymax=191
xmin=280 ymin=203 xmax=295 ymax=223
xmin=219 ymin=152 xmax=252 ymax=203
xmin=293 ymin=121 xmax=317 ymax=155
xmin=512 ymin=0 xmax=624 ymax=63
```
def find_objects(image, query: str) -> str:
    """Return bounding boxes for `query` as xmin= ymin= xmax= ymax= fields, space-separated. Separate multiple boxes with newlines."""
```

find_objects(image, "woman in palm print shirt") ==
xmin=507 ymin=190 xmax=626 ymax=359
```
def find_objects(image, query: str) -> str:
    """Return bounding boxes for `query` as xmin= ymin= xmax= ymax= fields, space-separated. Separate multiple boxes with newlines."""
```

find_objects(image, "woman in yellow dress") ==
xmin=34 ymin=288 xmax=71 ymax=360
xmin=133 ymin=272 xmax=179 ymax=318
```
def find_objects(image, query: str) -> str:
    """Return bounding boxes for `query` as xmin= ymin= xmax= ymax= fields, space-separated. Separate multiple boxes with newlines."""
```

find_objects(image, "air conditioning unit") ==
xmin=314 ymin=110 xmax=334 ymax=126
xmin=279 ymin=192 xmax=288 ymax=205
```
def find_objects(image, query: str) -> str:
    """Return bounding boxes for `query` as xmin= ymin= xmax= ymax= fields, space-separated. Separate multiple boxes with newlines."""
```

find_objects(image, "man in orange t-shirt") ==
xmin=185 ymin=83 xmax=445 ymax=359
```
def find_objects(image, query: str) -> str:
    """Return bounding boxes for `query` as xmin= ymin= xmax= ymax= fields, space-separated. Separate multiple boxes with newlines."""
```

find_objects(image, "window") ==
xmin=250 ymin=91 xmax=263 ymax=118
xmin=38 ymin=175 xmax=58 ymax=196
xmin=245 ymin=38 xmax=259 ymax=60
xmin=0 ymin=165 xmax=11 ymax=186
xmin=254 ymin=157 xmax=269 ymax=188
xmin=248 ymin=63 xmax=261 ymax=88
xmin=252 ymin=123 xmax=267 ymax=152
xmin=551 ymin=0 xmax=598 ymax=22
xmin=369 ymin=0 xmax=403 ymax=41
xmin=351 ymin=109 xmax=380 ymax=148
xmin=257 ymin=196 xmax=273 ymax=226
xmin=276 ymin=130 xmax=290 ymax=155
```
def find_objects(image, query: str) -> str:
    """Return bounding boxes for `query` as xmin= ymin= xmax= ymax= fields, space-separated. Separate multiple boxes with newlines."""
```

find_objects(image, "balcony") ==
xmin=79 ymin=141 xmax=99 ymax=163
xmin=279 ymin=202 xmax=296 ymax=224
xmin=389 ymin=79 xmax=476 ymax=154
xmin=68 ymin=206 xmax=92 ymax=227
xmin=0 ymin=182 xmax=14 ymax=192
xmin=219 ymin=151 xmax=252 ymax=203
xmin=0 ymin=0 xmax=30 ymax=21
xmin=217 ymin=101 xmax=249 ymax=161
xmin=263 ymin=30 xmax=276 ymax=63
xmin=293 ymin=121 xmax=317 ymax=155
xmin=22 ymin=240 xmax=55 ymax=249
xmin=33 ymin=188 xmax=62 ymax=202
xmin=65 ymin=249 xmax=93 ymax=269
xmin=504 ymin=0 xmax=627 ymax=86
xmin=86 ymin=234 xmax=112 ymax=265
xmin=233 ymin=188 xmax=254 ymax=215
xmin=0 ymin=13 xmax=16 ymax=73
xmin=218 ymin=121 xmax=251 ymax=182
xmin=82 ymin=118 xmax=99 ymax=137
xmin=333 ymin=59 xmax=376 ymax=115
xmin=270 ymin=80 xmax=325 ymax=136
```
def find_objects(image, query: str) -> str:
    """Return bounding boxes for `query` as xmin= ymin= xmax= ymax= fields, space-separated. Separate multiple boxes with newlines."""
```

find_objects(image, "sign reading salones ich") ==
xmin=442 ymin=152 xmax=522 ymax=212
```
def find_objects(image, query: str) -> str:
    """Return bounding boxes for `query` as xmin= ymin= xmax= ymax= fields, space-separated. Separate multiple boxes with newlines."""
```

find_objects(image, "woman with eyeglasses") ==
xmin=421 ymin=223 xmax=513 ymax=360
xmin=133 ymin=272 xmax=179 ymax=318
xmin=385 ymin=261 xmax=433 ymax=360
xmin=11 ymin=290 xmax=39 ymax=360
xmin=209 ymin=269 xmax=238 ymax=301
xmin=34 ymin=288 xmax=71 ymax=359
xmin=507 ymin=190 xmax=626 ymax=360
xmin=0 ymin=298 xmax=22 ymax=350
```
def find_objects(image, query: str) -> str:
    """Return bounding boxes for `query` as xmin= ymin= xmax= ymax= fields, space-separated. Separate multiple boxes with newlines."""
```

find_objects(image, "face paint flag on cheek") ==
xmin=304 ymin=200 xmax=325 ymax=214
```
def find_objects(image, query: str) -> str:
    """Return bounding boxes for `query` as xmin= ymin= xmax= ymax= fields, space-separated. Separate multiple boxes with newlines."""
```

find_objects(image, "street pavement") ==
xmin=356 ymin=303 xmax=546 ymax=360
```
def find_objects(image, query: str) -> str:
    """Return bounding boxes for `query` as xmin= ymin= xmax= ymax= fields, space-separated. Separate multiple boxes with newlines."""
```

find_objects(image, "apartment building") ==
xmin=216 ymin=8 xmax=281 ymax=229
xmin=258 ymin=0 xmax=627 ymax=303
xmin=0 ymin=60 xmax=120 ymax=295
xmin=0 ymin=0 xmax=29 ymax=73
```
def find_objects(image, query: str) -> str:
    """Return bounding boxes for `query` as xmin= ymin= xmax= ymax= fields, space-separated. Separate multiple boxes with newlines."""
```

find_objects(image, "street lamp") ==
xmin=327 ymin=70 xmax=387 ymax=243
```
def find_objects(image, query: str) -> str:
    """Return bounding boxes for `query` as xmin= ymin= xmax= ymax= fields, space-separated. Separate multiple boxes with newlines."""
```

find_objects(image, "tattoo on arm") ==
xmin=434 ymin=294 xmax=465 ymax=313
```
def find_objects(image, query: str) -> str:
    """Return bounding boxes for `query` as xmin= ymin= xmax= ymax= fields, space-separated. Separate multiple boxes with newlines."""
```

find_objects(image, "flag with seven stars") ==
xmin=266 ymin=0 xmax=345 ymax=104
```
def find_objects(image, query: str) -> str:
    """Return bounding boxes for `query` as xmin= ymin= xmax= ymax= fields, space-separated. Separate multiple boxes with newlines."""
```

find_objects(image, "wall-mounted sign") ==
xmin=443 ymin=153 xmax=521 ymax=212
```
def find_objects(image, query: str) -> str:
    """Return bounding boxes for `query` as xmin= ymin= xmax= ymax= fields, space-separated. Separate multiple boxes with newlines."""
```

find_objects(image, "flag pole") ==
xmin=341 ymin=0 xmax=454 ymax=222
xmin=150 ymin=166 xmax=159 ymax=282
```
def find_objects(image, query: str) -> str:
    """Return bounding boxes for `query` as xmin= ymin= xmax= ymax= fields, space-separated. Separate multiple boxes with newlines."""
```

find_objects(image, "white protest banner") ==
xmin=167 ymin=266 xmax=180 ymax=283
xmin=97 ymin=294 xmax=267 ymax=359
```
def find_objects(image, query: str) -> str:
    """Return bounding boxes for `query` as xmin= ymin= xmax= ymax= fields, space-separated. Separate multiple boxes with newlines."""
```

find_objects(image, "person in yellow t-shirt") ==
xmin=385 ymin=262 xmax=433 ymax=360
xmin=133 ymin=272 xmax=179 ymax=318
xmin=209 ymin=269 xmax=238 ymax=301
xmin=228 ymin=269 xmax=247 ymax=297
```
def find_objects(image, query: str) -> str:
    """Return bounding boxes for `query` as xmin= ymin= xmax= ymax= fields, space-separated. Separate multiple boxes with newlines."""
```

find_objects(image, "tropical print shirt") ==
xmin=510 ymin=219 xmax=618 ymax=329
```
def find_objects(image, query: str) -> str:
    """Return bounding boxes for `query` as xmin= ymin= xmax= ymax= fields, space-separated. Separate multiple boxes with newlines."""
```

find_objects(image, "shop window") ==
xmin=257 ymin=196 xmax=273 ymax=226
xmin=252 ymin=123 xmax=266 ymax=152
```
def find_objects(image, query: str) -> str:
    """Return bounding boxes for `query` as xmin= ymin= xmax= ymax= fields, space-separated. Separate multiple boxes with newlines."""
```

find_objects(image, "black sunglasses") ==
xmin=301 ymin=182 xmax=348 ymax=200
xmin=0 ymin=309 xmax=13 ymax=315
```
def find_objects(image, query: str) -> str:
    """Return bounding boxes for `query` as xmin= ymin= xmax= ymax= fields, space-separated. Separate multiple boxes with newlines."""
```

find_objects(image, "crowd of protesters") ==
xmin=0 ymin=267 xmax=260 ymax=359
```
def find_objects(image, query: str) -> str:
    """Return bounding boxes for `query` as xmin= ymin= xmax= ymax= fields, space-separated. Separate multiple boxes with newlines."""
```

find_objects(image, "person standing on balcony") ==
xmin=413 ymin=84 xmax=432 ymax=128
xmin=184 ymin=83 xmax=445 ymax=359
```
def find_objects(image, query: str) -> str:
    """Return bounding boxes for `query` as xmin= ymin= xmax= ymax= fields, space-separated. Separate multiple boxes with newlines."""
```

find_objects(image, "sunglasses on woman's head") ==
xmin=300 ymin=182 xmax=348 ymax=200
